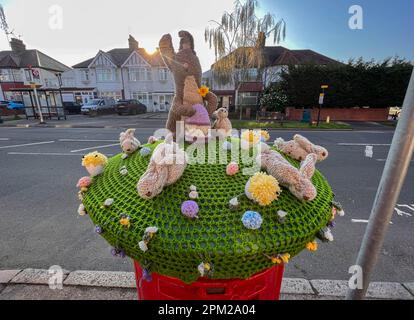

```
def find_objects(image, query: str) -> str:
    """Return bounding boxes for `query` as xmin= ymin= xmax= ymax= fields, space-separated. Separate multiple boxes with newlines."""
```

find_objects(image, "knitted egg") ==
xmin=140 ymin=147 xmax=152 ymax=157
xmin=181 ymin=200 xmax=199 ymax=219
xmin=226 ymin=162 xmax=239 ymax=176
xmin=241 ymin=211 xmax=263 ymax=230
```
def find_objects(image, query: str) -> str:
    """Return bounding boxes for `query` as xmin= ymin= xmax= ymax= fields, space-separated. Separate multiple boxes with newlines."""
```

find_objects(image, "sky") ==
xmin=0 ymin=0 xmax=413 ymax=71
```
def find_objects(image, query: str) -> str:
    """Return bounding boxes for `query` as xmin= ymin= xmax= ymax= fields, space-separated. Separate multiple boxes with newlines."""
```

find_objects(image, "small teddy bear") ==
xmin=212 ymin=107 xmax=232 ymax=137
xmin=137 ymin=134 xmax=188 ymax=199
xmin=274 ymin=134 xmax=328 ymax=162
xmin=120 ymin=128 xmax=141 ymax=154
xmin=257 ymin=150 xmax=318 ymax=201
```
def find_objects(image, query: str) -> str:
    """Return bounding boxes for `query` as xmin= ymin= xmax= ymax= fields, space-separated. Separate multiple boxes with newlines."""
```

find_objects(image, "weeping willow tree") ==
xmin=205 ymin=0 xmax=286 ymax=102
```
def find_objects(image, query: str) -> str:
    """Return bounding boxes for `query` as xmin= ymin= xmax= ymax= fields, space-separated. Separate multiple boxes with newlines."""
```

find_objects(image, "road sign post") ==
xmin=346 ymin=70 xmax=414 ymax=300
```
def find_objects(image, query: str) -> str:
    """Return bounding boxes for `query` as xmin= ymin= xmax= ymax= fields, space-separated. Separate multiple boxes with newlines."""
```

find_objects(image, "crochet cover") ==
xmin=82 ymin=141 xmax=334 ymax=283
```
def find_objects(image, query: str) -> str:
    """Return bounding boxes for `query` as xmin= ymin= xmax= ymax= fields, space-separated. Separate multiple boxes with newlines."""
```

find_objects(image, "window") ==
xmin=129 ymin=67 xmax=152 ymax=81
xmin=159 ymin=68 xmax=168 ymax=81
xmin=132 ymin=92 xmax=152 ymax=106
xmin=96 ymin=68 xmax=115 ymax=82
xmin=239 ymin=92 xmax=259 ymax=105
xmin=100 ymin=91 xmax=122 ymax=100
xmin=80 ymin=70 xmax=90 ymax=81
xmin=62 ymin=78 xmax=75 ymax=87
xmin=24 ymin=69 xmax=33 ymax=82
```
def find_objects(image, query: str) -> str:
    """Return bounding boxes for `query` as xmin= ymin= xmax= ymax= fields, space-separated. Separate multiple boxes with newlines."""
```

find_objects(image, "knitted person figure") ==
xmin=159 ymin=31 xmax=218 ymax=135
xmin=181 ymin=76 xmax=211 ymax=142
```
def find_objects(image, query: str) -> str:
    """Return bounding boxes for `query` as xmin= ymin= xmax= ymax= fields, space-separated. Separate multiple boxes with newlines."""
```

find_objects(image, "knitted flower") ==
xmin=102 ymin=198 xmax=114 ymax=208
xmin=260 ymin=130 xmax=270 ymax=142
xmin=119 ymin=214 xmax=131 ymax=228
xmin=78 ymin=203 xmax=87 ymax=216
xmin=198 ymin=85 xmax=209 ymax=98
xmin=226 ymin=162 xmax=239 ymax=176
xmin=306 ymin=241 xmax=318 ymax=252
xmin=76 ymin=176 xmax=92 ymax=192
xmin=242 ymin=211 xmax=263 ymax=230
xmin=277 ymin=210 xmax=288 ymax=223
xmin=95 ymin=225 xmax=103 ymax=234
xmin=229 ymin=197 xmax=240 ymax=211
xmin=245 ymin=172 xmax=281 ymax=206
xmin=140 ymin=147 xmax=152 ymax=157
xmin=198 ymin=262 xmax=212 ymax=277
xmin=181 ymin=200 xmax=199 ymax=219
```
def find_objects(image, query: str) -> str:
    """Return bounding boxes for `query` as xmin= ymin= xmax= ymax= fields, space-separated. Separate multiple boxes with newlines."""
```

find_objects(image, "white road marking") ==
xmin=352 ymin=219 xmax=393 ymax=225
xmin=365 ymin=146 xmax=373 ymax=158
xmin=338 ymin=143 xmax=391 ymax=146
xmin=59 ymin=139 xmax=118 ymax=142
xmin=0 ymin=138 xmax=10 ymax=141
xmin=395 ymin=205 xmax=413 ymax=217
xmin=377 ymin=159 xmax=414 ymax=162
xmin=0 ymin=140 xmax=55 ymax=149
xmin=8 ymin=152 xmax=114 ymax=156
xmin=70 ymin=143 xmax=119 ymax=153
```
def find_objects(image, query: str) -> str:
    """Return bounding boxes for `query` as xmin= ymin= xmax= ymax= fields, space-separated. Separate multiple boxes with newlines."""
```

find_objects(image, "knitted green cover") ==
xmin=82 ymin=140 xmax=334 ymax=284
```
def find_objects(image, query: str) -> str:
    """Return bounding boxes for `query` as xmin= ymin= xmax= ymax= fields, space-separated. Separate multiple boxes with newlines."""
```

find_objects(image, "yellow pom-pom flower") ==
xmin=82 ymin=151 xmax=108 ymax=167
xmin=260 ymin=130 xmax=270 ymax=142
xmin=306 ymin=241 xmax=318 ymax=252
xmin=280 ymin=253 xmax=291 ymax=264
xmin=198 ymin=85 xmax=209 ymax=98
xmin=246 ymin=172 xmax=281 ymax=206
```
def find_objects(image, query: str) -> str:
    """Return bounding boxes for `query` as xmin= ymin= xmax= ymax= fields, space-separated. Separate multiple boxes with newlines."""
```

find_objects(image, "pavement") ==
xmin=1 ymin=268 xmax=413 ymax=300
xmin=0 ymin=114 xmax=413 ymax=294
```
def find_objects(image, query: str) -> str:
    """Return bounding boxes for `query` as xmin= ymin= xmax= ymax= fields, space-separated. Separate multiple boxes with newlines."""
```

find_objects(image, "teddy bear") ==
xmin=137 ymin=134 xmax=188 ymax=199
xmin=159 ymin=31 xmax=218 ymax=135
xmin=212 ymin=107 xmax=232 ymax=137
xmin=274 ymin=134 xmax=328 ymax=162
xmin=256 ymin=149 xmax=318 ymax=202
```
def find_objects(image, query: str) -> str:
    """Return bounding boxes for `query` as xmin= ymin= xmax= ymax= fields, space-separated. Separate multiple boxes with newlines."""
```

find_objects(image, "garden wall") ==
xmin=285 ymin=107 xmax=390 ymax=122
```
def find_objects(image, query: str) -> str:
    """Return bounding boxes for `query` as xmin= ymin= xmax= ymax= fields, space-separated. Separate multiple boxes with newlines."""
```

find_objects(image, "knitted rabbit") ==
xmin=257 ymin=150 xmax=318 ymax=201
xmin=120 ymin=128 xmax=141 ymax=154
xmin=274 ymin=134 xmax=328 ymax=162
xmin=212 ymin=107 xmax=232 ymax=137
xmin=137 ymin=135 xmax=187 ymax=199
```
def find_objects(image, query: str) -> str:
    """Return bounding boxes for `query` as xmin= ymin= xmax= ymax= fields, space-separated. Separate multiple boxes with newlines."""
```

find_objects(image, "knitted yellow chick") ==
xmin=82 ymin=151 xmax=108 ymax=177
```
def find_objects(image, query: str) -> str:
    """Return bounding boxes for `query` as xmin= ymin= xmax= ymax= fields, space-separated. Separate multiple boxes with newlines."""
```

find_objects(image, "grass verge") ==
xmin=231 ymin=120 xmax=351 ymax=130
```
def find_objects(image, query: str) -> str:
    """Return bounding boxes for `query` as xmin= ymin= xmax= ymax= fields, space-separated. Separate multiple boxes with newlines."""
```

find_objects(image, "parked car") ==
xmin=0 ymin=100 xmax=9 ymax=107
xmin=81 ymin=98 xmax=116 ymax=115
xmin=63 ymin=102 xmax=82 ymax=114
xmin=7 ymin=101 xmax=24 ymax=110
xmin=116 ymin=99 xmax=147 ymax=115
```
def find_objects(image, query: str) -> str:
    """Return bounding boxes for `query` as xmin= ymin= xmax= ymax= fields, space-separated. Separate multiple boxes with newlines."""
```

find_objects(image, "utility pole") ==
xmin=346 ymin=69 xmax=414 ymax=300
xmin=317 ymin=85 xmax=328 ymax=126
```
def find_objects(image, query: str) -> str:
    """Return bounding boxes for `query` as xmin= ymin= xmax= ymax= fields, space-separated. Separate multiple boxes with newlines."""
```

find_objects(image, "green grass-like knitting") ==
xmin=83 ymin=141 xmax=334 ymax=283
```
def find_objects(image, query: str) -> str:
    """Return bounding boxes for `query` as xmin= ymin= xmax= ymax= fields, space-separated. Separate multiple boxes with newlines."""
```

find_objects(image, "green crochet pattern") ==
xmin=82 ymin=140 xmax=334 ymax=284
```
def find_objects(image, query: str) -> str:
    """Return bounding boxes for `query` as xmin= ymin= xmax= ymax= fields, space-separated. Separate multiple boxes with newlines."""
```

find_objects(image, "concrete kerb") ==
xmin=1 ymin=269 xmax=413 ymax=300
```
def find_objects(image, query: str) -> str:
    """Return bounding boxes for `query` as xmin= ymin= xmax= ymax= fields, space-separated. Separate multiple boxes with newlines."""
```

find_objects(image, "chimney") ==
xmin=128 ymin=35 xmax=139 ymax=50
xmin=10 ymin=38 xmax=26 ymax=53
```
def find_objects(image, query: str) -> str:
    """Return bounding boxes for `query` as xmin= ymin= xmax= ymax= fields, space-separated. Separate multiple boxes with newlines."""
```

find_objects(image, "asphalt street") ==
xmin=0 ymin=119 xmax=413 ymax=282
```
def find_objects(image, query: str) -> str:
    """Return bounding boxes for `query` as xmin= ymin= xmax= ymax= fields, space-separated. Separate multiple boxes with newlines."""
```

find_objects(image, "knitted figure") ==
xmin=182 ymin=76 xmax=211 ymax=142
xmin=159 ymin=31 xmax=218 ymax=134
xmin=274 ymin=134 xmax=328 ymax=162
xmin=212 ymin=107 xmax=232 ymax=137
xmin=257 ymin=150 xmax=318 ymax=202
xmin=82 ymin=152 xmax=108 ymax=177
xmin=119 ymin=128 xmax=141 ymax=154
xmin=137 ymin=135 xmax=188 ymax=199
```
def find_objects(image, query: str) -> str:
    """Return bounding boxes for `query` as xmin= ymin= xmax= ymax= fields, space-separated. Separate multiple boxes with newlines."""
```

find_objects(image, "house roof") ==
xmin=0 ymin=49 xmax=71 ymax=72
xmin=73 ymin=48 xmax=166 ymax=68
xmin=212 ymin=46 xmax=340 ymax=69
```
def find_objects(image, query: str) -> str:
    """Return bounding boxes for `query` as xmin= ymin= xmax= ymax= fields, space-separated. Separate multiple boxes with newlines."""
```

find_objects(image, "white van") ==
xmin=81 ymin=98 xmax=116 ymax=115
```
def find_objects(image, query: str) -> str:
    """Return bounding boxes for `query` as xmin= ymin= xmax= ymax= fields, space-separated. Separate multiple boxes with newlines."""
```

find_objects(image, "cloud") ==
xmin=0 ymin=0 xmax=235 ymax=71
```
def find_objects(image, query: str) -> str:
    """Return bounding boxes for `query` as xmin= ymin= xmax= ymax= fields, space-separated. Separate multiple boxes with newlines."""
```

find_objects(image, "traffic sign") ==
xmin=321 ymin=85 xmax=329 ymax=89
xmin=319 ymin=93 xmax=324 ymax=105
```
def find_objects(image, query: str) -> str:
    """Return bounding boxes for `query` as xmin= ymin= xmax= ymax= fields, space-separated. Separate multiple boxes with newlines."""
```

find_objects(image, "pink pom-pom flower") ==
xmin=226 ymin=162 xmax=239 ymax=176
xmin=77 ymin=176 xmax=92 ymax=189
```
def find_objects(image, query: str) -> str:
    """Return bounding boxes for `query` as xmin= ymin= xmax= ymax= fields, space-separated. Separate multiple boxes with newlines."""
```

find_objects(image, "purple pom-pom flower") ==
xmin=242 ymin=211 xmax=263 ymax=230
xmin=95 ymin=225 xmax=103 ymax=234
xmin=181 ymin=200 xmax=199 ymax=219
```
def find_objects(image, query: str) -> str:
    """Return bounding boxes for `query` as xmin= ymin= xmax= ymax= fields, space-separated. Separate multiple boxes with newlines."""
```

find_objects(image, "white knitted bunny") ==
xmin=120 ymin=129 xmax=141 ymax=154
xmin=137 ymin=135 xmax=187 ymax=199
xmin=257 ymin=150 xmax=318 ymax=201
xmin=274 ymin=134 xmax=328 ymax=162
